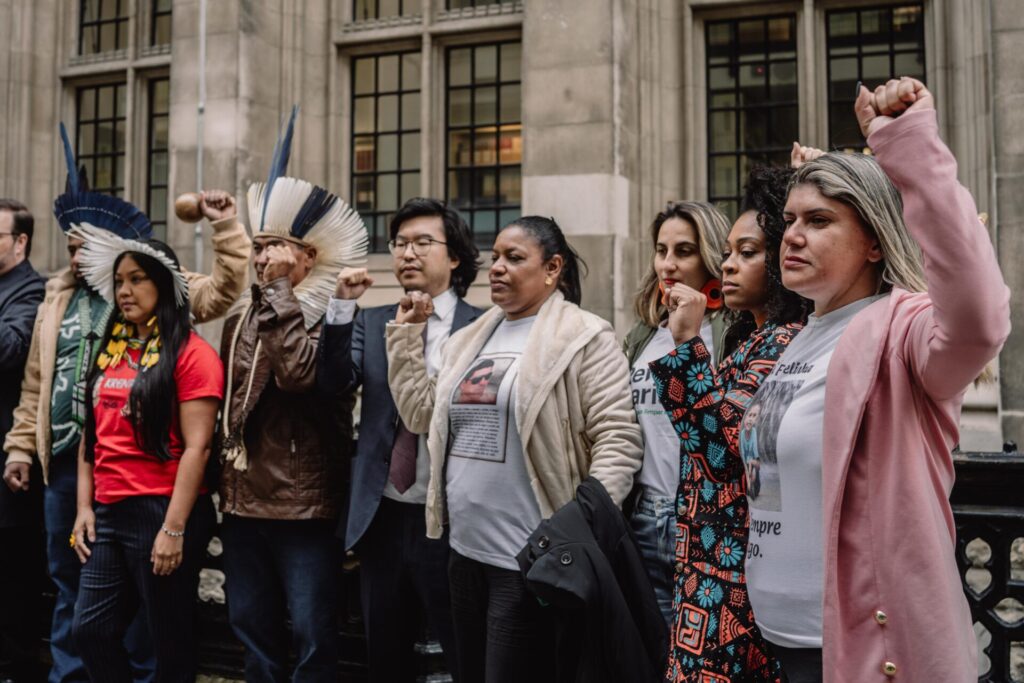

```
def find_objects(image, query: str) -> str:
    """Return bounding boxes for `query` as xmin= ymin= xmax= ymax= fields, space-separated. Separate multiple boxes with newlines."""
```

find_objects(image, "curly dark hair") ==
xmin=722 ymin=166 xmax=811 ymax=355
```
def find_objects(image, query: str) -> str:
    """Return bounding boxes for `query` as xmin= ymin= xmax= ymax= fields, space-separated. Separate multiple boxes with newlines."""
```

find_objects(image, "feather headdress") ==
xmin=54 ymin=122 xmax=188 ymax=306
xmin=245 ymin=106 xmax=369 ymax=327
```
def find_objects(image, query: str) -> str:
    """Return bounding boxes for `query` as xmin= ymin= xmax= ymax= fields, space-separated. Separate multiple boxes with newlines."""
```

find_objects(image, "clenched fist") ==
xmin=396 ymin=291 xmax=434 ymax=325
xmin=790 ymin=142 xmax=826 ymax=169
xmin=334 ymin=267 xmax=374 ymax=300
xmin=262 ymin=244 xmax=298 ymax=283
xmin=666 ymin=282 xmax=707 ymax=346
xmin=198 ymin=190 xmax=237 ymax=222
xmin=856 ymin=77 xmax=933 ymax=139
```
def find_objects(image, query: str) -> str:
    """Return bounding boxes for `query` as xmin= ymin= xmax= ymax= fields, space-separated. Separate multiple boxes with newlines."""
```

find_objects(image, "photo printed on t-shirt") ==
xmin=740 ymin=379 xmax=803 ymax=511
xmin=449 ymin=354 xmax=518 ymax=462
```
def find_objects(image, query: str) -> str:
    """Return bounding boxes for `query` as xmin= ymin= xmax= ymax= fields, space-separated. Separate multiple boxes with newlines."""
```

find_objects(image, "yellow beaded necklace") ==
xmin=97 ymin=316 xmax=161 ymax=371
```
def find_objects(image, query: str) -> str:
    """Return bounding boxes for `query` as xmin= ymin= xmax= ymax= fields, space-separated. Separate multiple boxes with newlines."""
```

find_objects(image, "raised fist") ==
xmin=396 ymin=291 xmax=434 ymax=325
xmin=790 ymin=142 xmax=826 ymax=169
xmin=335 ymin=268 xmax=374 ymax=300
xmin=855 ymin=77 xmax=933 ymax=139
xmin=262 ymin=244 xmax=298 ymax=283
xmin=666 ymin=282 xmax=707 ymax=346
xmin=199 ymin=190 xmax=237 ymax=223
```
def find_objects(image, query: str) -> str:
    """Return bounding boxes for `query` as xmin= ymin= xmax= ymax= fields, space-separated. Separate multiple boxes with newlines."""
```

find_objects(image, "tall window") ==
xmin=148 ymin=78 xmax=171 ymax=240
xmin=79 ymin=0 xmax=129 ymax=56
xmin=353 ymin=0 xmax=421 ymax=21
xmin=445 ymin=42 xmax=522 ymax=245
xmin=827 ymin=4 xmax=925 ymax=151
xmin=706 ymin=15 xmax=798 ymax=218
xmin=351 ymin=52 xmax=422 ymax=252
xmin=76 ymin=84 xmax=127 ymax=197
xmin=151 ymin=0 xmax=172 ymax=46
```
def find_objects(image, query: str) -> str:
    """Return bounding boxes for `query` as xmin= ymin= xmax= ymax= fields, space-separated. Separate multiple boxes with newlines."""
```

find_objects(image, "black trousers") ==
xmin=0 ymin=523 xmax=45 ymax=682
xmin=775 ymin=644 xmax=824 ymax=683
xmin=356 ymin=498 xmax=458 ymax=682
xmin=72 ymin=495 xmax=215 ymax=683
xmin=447 ymin=550 xmax=556 ymax=683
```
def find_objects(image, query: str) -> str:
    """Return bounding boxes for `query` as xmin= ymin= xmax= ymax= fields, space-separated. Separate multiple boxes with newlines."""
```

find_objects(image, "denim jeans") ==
xmin=73 ymin=494 xmax=214 ymax=683
xmin=220 ymin=515 xmax=340 ymax=683
xmin=44 ymin=453 xmax=155 ymax=683
xmin=628 ymin=488 xmax=675 ymax=630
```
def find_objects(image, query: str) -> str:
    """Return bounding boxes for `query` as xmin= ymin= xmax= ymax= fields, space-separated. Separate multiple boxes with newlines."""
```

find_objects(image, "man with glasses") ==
xmin=317 ymin=197 xmax=481 ymax=681
xmin=0 ymin=199 xmax=45 ymax=681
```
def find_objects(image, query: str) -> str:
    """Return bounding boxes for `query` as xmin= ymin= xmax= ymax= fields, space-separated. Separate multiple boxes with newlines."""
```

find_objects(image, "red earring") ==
xmin=701 ymin=279 xmax=724 ymax=310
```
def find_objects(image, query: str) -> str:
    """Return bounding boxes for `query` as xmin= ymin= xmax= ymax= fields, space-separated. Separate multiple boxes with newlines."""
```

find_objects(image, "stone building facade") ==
xmin=0 ymin=0 xmax=1019 ymax=448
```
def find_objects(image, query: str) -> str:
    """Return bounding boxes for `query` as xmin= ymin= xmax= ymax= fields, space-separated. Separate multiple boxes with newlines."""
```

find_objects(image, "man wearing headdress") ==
xmin=217 ymin=108 xmax=366 ymax=682
xmin=0 ymin=198 xmax=46 ymax=681
xmin=2 ymin=125 xmax=251 ymax=683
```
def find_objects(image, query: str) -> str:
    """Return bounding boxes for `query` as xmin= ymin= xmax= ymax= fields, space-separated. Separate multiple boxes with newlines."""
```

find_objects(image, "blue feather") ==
xmin=59 ymin=123 xmax=80 ymax=195
xmin=291 ymin=186 xmax=338 ymax=241
xmin=259 ymin=105 xmax=299 ymax=232
xmin=53 ymin=123 xmax=152 ymax=238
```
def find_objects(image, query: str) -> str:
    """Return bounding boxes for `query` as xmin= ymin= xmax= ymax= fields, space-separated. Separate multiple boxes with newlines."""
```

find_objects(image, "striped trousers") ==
xmin=72 ymin=494 xmax=215 ymax=683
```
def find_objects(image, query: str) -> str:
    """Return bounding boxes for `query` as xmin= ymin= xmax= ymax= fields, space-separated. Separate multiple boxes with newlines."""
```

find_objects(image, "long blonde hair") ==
xmin=634 ymin=201 xmax=731 ymax=327
xmin=790 ymin=153 xmax=927 ymax=293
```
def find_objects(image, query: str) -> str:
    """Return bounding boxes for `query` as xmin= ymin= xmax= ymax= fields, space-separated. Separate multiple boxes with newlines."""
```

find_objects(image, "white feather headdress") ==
xmin=71 ymin=223 xmax=189 ymax=307
xmin=240 ymin=106 xmax=368 ymax=327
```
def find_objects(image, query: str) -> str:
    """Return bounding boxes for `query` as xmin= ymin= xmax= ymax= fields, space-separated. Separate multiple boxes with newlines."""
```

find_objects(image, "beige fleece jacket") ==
xmin=386 ymin=291 xmax=643 ymax=540
xmin=3 ymin=216 xmax=251 ymax=483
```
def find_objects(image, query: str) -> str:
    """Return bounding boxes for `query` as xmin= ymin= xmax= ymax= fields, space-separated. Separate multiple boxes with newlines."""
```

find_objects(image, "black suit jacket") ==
xmin=0 ymin=259 xmax=45 ymax=528
xmin=316 ymin=297 xmax=481 ymax=549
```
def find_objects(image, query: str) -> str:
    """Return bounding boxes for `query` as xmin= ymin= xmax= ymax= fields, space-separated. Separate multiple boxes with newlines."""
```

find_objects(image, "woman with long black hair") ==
xmin=386 ymin=216 xmax=644 ymax=682
xmin=70 ymin=235 xmax=223 ymax=683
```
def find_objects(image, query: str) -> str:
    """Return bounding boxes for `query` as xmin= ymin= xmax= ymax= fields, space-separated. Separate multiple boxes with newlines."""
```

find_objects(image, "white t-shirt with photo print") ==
xmin=446 ymin=315 xmax=541 ymax=570
xmin=741 ymin=295 xmax=883 ymax=648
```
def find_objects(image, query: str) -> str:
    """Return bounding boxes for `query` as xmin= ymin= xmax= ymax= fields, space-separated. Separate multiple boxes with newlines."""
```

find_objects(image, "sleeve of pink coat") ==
xmin=868 ymin=109 xmax=1010 ymax=401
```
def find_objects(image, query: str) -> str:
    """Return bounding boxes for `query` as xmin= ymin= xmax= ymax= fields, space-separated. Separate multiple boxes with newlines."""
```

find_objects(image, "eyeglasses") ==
xmin=388 ymin=236 xmax=447 ymax=257
xmin=467 ymin=373 xmax=491 ymax=385
xmin=0 ymin=232 xmax=16 ymax=239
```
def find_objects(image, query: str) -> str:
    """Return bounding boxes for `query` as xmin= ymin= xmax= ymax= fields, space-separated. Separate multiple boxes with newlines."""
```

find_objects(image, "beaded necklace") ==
xmin=97 ymin=316 xmax=161 ymax=371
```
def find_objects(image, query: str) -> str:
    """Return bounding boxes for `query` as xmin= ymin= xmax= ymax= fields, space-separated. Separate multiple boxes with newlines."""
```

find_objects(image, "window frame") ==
xmin=443 ymin=39 xmax=523 ymax=246
xmin=350 ymin=50 xmax=425 ymax=253
xmin=150 ymin=0 xmax=173 ymax=47
xmin=78 ymin=0 xmax=130 ymax=56
xmin=146 ymin=76 xmax=171 ymax=240
xmin=74 ymin=81 xmax=129 ymax=197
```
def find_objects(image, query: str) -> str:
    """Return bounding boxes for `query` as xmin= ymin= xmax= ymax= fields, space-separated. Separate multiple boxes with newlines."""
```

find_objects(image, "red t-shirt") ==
xmin=92 ymin=331 xmax=225 ymax=504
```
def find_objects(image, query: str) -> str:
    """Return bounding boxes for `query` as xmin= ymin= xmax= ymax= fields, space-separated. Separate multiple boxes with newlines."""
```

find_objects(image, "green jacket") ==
xmin=622 ymin=310 xmax=728 ymax=369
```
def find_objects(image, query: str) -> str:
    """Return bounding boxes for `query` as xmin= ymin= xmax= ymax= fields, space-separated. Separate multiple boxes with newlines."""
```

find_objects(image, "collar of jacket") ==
xmin=438 ymin=291 xmax=609 ymax=451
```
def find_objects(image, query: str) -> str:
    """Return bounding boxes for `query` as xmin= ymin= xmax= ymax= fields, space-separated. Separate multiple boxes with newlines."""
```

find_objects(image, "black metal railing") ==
xmin=952 ymin=448 xmax=1024 ymax=683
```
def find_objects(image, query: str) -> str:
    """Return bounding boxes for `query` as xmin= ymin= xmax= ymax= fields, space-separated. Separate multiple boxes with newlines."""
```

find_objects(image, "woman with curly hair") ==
xmin=648 ymin=163 xmax=812 ymax=682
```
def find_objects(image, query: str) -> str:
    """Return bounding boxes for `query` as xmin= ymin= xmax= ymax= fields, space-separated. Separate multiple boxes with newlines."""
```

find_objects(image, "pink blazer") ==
xmin=821 ymin=110 xmax=1010 ymax=681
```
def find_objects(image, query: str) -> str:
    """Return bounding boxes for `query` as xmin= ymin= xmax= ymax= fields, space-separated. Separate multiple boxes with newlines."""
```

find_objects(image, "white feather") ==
xmin=246 ymin=177 xmax=369 ymax=327
xmin=71 ymin=223 xmax=189 ymax=307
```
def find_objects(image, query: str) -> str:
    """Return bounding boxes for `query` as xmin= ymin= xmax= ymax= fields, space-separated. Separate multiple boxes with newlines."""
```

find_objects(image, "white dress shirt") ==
xmin=326 ymin=289 xmax=459 ymax=504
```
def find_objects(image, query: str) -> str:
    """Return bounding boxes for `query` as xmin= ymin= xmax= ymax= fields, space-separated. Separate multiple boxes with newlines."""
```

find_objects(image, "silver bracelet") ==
xmin=161 ymin=525 xmax=185 ymax=538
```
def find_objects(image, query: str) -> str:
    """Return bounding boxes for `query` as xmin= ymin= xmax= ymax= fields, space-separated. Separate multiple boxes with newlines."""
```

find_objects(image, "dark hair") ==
xmin=0 ymin=199 xmax=34 ymax=258
xmin=722 ymin=166 xmax=812 ymax=355
xmin=503 ymin=216 xmax=588 ymax=305
xmin=85 ymin=240 xmax=192 ymax=462
xmin=389 ymin=197 xmax=481 ymax=297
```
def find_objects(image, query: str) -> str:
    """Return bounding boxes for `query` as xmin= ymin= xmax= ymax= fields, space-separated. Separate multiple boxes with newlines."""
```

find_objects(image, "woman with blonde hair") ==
xmin=622 ymin=201 xmax=731 ymax=626
xmin=725 ymin=78 xmax=1009 ymax=681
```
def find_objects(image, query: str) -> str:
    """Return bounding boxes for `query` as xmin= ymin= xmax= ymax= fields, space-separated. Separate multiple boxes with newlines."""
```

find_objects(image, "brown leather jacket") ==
xmin=218 ymin=277 xmax=353 ymax=520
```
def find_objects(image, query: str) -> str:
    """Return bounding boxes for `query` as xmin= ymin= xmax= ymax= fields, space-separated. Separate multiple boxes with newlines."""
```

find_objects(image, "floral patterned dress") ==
xmin=649 ymin=321 xmax=801 ymax=683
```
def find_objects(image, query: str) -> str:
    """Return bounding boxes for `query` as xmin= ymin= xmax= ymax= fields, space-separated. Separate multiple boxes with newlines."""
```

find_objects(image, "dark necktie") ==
xmin=389 ymin=423 xmax=418 ymax=493
xmin=389 ymin=320 xmax=430 ymax=493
